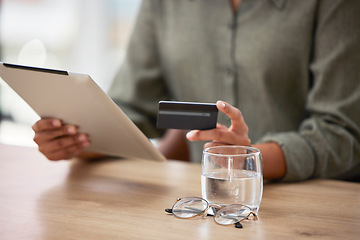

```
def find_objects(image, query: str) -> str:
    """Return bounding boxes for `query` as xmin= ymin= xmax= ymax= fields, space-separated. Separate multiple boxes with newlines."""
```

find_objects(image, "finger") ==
xmin=216 ymin=123 xmax=228 ymax=129
xmin=187 ymin=129 xmax=220 ymax=142
xmin=39 ymin=133 xmax=89 ymax=153
xmin=186 ymin=130 xmax=200 ymax=141
xmin=46 ymin=143 xmax=89 ymax=161
xmin=39 ymin=134 xmax=90 ymax=160
xmin=187 ymin=127 xmax=250 ymax=145
xmin=186 ymin=122 xmax=228 ymax=141
xmin=187 ymin=128 xmax=238 ymax=144
xmin=32 ymin=118 xmax=62 ymax=132
xmin=186 ymin=123 xmax=228 ymax=139
xmin=216 ymin=100 xmax=247 ymax=133
xmin=33 ymin=125 xmax=78 ymax=144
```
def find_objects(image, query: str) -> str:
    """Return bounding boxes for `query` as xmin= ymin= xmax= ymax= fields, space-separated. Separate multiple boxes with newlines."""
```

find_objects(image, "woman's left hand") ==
xmin=186 ymin=100 xmax=251 ymax=149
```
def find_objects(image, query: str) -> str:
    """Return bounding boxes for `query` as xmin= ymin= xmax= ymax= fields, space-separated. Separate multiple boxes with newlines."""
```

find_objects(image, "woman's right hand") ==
xmin=32 ymin=118 xmax=90 ymax=161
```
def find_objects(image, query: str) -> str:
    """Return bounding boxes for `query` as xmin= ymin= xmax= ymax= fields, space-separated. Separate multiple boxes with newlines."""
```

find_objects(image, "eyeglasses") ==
xmin=165 ymin=197 xmax=258 ymax=228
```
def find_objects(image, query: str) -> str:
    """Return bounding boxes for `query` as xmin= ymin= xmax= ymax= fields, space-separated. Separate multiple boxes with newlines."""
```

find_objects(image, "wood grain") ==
xmin=1 ymin=143 xmax=359 ymax=240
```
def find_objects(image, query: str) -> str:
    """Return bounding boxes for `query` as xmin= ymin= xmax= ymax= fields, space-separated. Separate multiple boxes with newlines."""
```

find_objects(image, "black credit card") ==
xmin=157 ymin=101 xmax=218 ymax=130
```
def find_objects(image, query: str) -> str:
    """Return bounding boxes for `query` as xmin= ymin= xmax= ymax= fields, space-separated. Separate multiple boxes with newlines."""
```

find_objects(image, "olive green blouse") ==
xmin=109 ymin=0 xmax=360 ymax=182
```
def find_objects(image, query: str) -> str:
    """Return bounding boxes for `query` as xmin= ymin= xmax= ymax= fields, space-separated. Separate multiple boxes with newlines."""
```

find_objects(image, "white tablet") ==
xmin=0 ymin=62 xmax=166 ymax=162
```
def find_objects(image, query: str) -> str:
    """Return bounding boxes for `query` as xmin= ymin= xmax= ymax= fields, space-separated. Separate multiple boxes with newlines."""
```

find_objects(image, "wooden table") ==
xmin=1 ymin=143 xmax=360 ymax=240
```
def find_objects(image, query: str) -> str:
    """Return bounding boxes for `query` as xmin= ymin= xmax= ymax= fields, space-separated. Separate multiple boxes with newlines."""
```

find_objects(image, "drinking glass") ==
xmin=201 ymin=145 xmax=263 ymax=214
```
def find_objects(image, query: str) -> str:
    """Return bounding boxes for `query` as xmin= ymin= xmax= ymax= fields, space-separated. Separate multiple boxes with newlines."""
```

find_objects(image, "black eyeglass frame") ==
xmin=165 ymin=197 xmax=258 ymax=228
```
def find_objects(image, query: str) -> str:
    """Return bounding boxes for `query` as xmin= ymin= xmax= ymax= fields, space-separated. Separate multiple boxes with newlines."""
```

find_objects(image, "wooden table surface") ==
xmin=1 ymin=143 xmax=360 ymax=240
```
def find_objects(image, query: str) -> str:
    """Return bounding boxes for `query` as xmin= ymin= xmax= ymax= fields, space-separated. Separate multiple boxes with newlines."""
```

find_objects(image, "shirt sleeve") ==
xmin=257 ymin=0 xmax=360 ymax=182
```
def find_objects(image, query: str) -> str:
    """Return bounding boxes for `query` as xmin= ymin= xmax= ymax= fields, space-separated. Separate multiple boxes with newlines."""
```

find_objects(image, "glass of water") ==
xmin=201 ymin=145 xmax=263 ymax=214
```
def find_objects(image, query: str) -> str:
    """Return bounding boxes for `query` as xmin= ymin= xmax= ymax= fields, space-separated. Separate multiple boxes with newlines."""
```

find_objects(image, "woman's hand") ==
xmin=32 ymin=118 xmax=90 ymax=160
xmin=186 ymin=100 xmax=250 ymax=148
xmin=186 ymin=100 xmax=287 ymax=179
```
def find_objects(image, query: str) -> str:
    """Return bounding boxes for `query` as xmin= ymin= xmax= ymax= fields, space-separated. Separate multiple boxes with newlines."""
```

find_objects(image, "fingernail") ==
xmin=217 ymin=101 xmax=226 ymax=109
xmin=186 ymin=131 xmax=195 ymax=139
xmin=79 ymin=134 xmax=90 ymax=147
xmin=67 ymin=126 xmax=77 ymax=134
xmin=78 ymin=134 xmax=87 ymax=142
xmin=53 ymin=120 xmax=61 ymax=127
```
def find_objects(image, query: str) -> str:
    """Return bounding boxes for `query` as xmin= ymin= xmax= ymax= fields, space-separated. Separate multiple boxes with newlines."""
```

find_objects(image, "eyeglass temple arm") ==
xmin=165 ymin=208 xmax=204 ymax=215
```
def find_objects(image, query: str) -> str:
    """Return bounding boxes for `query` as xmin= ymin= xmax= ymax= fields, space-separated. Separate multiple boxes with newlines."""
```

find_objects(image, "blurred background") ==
xmin=0 ymin=0 xmax=141 ymax=146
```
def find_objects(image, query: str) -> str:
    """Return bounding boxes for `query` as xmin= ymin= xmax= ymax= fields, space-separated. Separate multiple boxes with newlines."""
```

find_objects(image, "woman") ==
xmin=32 ymin=0 xmax=360 ymax=182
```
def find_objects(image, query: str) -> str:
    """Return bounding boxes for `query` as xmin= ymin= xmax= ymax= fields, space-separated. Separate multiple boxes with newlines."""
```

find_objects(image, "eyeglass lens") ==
xmin=214 ymin=204 xmax=251 ymax=225
xmin=172 ymin=197 xmax=208 ymax=218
